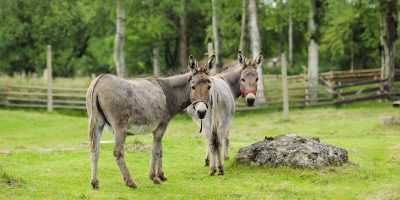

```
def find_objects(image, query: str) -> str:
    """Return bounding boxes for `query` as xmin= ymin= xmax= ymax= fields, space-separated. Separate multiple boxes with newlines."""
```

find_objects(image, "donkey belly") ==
xmin=124 ymin=101 xmax=166 ymax=135
xmin=125 ymin=119 xmax=159 ymax=135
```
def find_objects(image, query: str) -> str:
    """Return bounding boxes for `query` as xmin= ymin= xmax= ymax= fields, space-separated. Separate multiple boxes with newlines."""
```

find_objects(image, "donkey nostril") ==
xmin=197 ymin=110 xmax=206 ymax=119
xmin=246 ymin=98 xmax=255 ymax=106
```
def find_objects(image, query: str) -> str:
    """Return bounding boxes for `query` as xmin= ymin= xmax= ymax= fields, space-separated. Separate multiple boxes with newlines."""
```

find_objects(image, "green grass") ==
xmin=0 ymin=104 xmax=400 ymax=199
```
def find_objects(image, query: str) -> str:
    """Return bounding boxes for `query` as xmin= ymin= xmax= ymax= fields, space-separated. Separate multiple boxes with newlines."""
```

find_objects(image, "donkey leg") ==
xmin=157 ymin=154 xmax=167 ymax=182
xmin=149 ymin=125 xmax=167 ymax=184
xmin=90 ymin=116 xmax=104 ymax=189
xmin=204 ymin=144 xmax=210 ymax=166
xmin=206 ymin=131 xmax=218 ymax=176
xmin=218 ymin=122 xmax=231 ymax=175
xmin=224 ymin=122 xmax=232 ymax=161
xmin=217 ymin=138 xmax=225 ymax=176
xmin=224 ymin=136 xmax=230 ymax=161
xmin=114 ymin=129 xmax=137 ymax=189
xmin=207 ymin=144 xmax=217 ymax=176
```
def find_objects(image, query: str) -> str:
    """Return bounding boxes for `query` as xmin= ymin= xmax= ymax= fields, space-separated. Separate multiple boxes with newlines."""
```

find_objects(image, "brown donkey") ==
xmin=86 ymin=55 xmax=215 ymax=189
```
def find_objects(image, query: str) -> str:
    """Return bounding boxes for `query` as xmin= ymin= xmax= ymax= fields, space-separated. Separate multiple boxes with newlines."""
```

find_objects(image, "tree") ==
xmin=307 ymin=0 xmax=321 ymax=103
xmin=178 ymin=0 xmax=188 ymax=70
xmin=114 ymin=4 xmax=126 ymax=77
xmin=248 ymin=0 xmax=266 ymax=104
xmin=239 ymin=0 xmax=249 ymax=56
xmin=153 ymin=44 xmax=160 ymax=76
xmin=288 ymin=0 xmax=293 ymax=67
xmin=380 ymin=0 xmax=398 ymax=92
xmin=212 ymin=0 xmax=223 ymax=73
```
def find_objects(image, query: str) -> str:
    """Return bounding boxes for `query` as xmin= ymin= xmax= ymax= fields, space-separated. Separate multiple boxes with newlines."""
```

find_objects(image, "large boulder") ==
xmin=235 ymin=134 xmax=348 ymax=168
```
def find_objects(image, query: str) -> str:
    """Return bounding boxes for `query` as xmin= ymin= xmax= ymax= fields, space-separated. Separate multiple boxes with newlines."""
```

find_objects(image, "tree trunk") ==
xmin=153 ymin=44 xmax=160 ymax=76
xmin=281 ymin=52 xmax=289 ymax=119
xmin=212 ymin=0 xmax=223 ymax=74
xmin=114 ymin=5 xmax=126 ymax=77
xmin=178 ymin=0 xmax=188 ymax=70
xmin=350 ymin=38 xmax=354 ymax=72
xmin=248 ymin=0 xmax=266 ymax=104
xmin=239 ymin=0 xmax=249 ymax=56
xmin=380 ymin=0 xmax=398 ymax=93
xmin=380 ymin=17 xmax=385 ymax=76
xmin=307 ymin=0 xmax=319 ymax=103
xmin=288 ymin=0 xmax=293 ymax=67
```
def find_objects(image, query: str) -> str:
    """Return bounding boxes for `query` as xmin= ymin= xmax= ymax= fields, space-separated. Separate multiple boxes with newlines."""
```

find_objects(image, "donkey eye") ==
xmin=256 ymin=78 xmax=259 ymax=82
xmin=207 ymin=85 xmax=211 ymax=90
xmin=191 ymin=86 xmax=195 ymax=90
xmin=241 ymin=79 xmax=245 ymax=82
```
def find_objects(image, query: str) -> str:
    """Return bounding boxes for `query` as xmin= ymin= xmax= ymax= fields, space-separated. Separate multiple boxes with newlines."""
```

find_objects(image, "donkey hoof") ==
xmin=91 ymin=179 xmax=99 ymax=189
xmin=125 ymin=179 xmax=137 ymax=189
xmin=218 ymin=166 xmax=225 ymax=176
xmin=208 ymin=168 xmax=217 ymax=176
xmin=224 ymin=156 xmax=229 ymax=161
xmin=151 ymin=177 xmax=162 ymax=184
xmin=159 ymin=174 xmax=168 ymax=182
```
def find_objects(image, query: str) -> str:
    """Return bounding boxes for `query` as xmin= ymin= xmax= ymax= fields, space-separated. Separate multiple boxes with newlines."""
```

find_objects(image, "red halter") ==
xmin=240 ymin=85 xmax=257 ymax=97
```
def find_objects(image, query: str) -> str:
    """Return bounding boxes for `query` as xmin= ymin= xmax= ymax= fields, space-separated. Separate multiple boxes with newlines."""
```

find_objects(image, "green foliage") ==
xmin=320 ymin=0 xmax=381 ymax=71
xmin=0 ymin=0 xmax=397 ymax=76
xmin=0 ymin=0 xmax=114 ymax=76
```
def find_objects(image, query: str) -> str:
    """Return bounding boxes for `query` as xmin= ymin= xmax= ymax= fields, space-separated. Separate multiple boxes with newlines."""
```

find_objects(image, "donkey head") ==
xmin=188 ymin=55 xmax=215 ymax=119
xmin=238 ymin=51 xmax=263 ymax=106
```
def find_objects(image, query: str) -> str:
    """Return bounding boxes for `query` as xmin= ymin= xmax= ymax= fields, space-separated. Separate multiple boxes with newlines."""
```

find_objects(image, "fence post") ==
xmin=337 ymin=81 xmax=345 ymax=106
xmin=47 ymin=45 xmax=53 ymax=112
xmin=374 ymin=75 xmax=382 ymax=102
xmin=281 ymin=52 xmax=289 ymax=119
xmin=302 ymin=65 xmax=309 ymax=106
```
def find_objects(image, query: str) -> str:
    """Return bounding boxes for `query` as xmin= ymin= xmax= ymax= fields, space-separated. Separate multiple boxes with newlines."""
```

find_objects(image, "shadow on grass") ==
xmin=0 ymin=169 xmax=24 ymax=188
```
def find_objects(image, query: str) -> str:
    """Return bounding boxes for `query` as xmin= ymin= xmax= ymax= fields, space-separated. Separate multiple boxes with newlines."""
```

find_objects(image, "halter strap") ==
xmin=240 ymin=85 xmax=257 ymax=97
xmin=191 ymin=100 xmax=209 ymax=110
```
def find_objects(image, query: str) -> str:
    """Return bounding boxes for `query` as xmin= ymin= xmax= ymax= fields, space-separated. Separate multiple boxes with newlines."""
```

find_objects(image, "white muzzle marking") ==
xmin=194 ymin=102 xmax=208 ymax=113
xmin=245 ymin=93 xmax=256 ymax=100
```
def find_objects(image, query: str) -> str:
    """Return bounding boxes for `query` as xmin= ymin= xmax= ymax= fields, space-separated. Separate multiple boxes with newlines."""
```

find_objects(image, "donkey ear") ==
xmin=188 ymin=55 xmax=197 ymax=73
xmin=238 ymin=50 xmax=245 ymax=65
xmin=255 ymin=52 xmax=264 ymax=66
xmin=206 ymin=55 xmax=216 ymax=74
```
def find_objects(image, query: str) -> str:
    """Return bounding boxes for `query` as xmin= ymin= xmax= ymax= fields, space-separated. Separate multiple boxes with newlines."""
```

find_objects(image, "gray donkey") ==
xmin=86 ymin=55 xmax=215 ymax=189
xmin=187 ymin=51 xmax=263 ymax=175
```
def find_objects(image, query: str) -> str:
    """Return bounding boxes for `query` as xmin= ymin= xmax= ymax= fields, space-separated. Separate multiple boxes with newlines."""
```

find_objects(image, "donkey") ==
xmin=187 ymin=51 xmax=263 ymax=175
xmin=86 ymin=55 xmax=215 ymax=189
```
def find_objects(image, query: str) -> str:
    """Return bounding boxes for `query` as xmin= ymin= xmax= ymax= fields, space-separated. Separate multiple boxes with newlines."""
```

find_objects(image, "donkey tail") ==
xmin=210 ymin=85 xmax=220 ymax=151
xmin=86 ymin=74 xmax=106 ymax=151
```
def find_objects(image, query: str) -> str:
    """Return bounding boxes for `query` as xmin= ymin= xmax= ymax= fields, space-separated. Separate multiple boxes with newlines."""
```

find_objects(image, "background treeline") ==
xmin=0 ymin=0 xmax=397 ymax=77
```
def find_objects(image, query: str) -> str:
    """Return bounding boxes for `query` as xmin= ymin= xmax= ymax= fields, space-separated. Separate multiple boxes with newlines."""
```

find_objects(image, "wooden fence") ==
xmin=0 ymin=84 xmax=86 ymax=110
xmin=331 ymin=78 xmax=389 ymax=105
xmin=0 ymin=68 xmax=398 ymax=111
xmin=257 ymin=68 xmax=399 ymax=108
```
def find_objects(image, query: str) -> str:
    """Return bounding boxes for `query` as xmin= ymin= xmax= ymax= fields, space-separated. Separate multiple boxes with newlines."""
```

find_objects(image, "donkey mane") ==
xmin=215 ymin=66 xmax=242 ymax=98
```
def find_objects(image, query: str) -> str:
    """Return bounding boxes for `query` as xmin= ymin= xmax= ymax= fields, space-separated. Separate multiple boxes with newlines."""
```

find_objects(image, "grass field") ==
xmin=0 ymin=103 xmax=399 ymax=199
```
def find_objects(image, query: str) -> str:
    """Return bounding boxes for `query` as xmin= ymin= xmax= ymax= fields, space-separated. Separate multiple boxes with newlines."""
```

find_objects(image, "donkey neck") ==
xmin=218 ymin=66 xmax=242 ymax=99
xmin=156 ymin=72 xmax=192 ymax=119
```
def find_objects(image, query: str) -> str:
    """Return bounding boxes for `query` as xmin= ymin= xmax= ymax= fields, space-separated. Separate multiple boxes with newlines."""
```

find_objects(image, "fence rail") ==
xmin=0 ymin=84 xmax=87 ymax=110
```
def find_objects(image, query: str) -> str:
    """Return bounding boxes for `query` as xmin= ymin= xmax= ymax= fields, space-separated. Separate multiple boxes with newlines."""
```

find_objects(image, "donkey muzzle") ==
xmin=245 ymin=93 xmax=256 ymax=107
xmin=192 ymin=100 xmax=209 ymax=119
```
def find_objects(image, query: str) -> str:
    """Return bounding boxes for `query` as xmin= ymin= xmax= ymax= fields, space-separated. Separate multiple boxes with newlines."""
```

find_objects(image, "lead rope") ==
xmin=199 ymin=119 xmax=203 ymax=133
xmin=199 ymin=94 xmax=213 ymax=133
